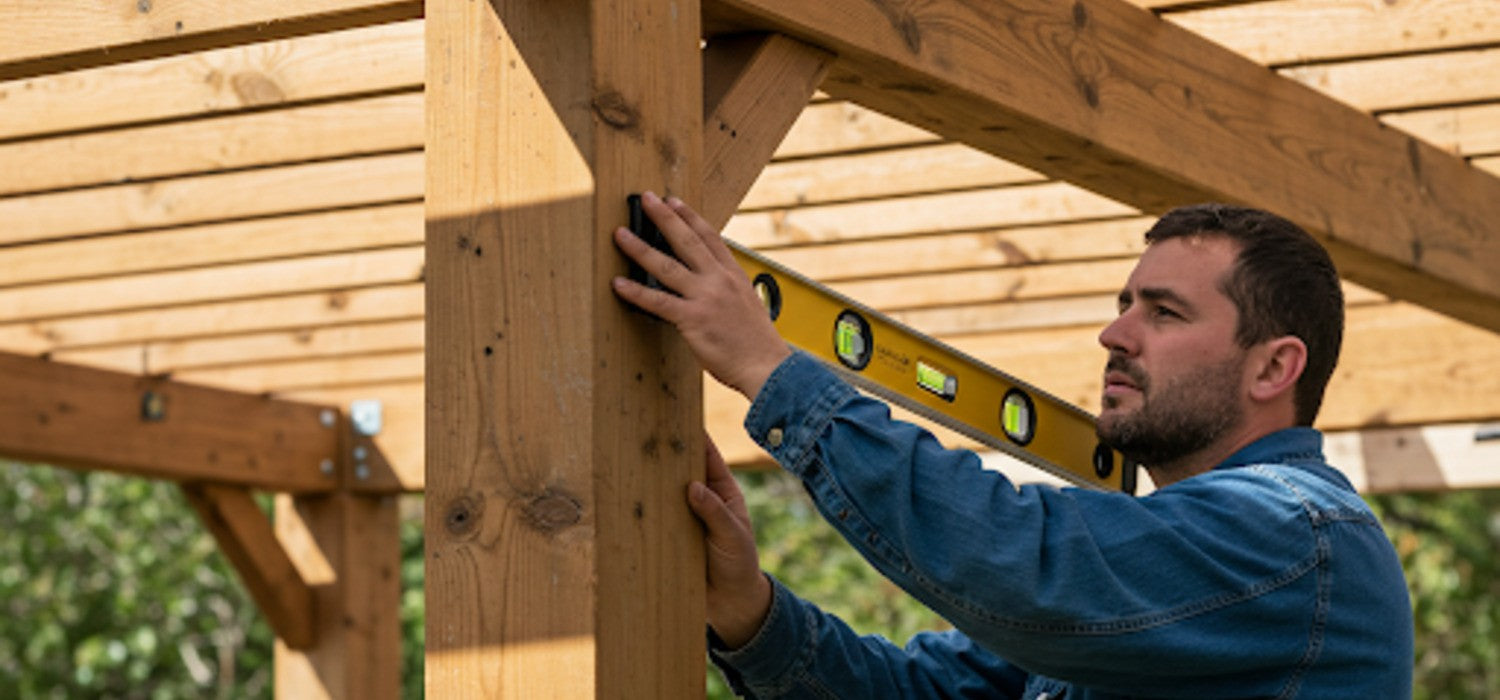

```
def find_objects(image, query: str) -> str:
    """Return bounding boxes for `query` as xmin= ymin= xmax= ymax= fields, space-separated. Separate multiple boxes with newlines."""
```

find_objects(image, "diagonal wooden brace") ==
xmin=181 ymin=482 xmax=318 ymax=649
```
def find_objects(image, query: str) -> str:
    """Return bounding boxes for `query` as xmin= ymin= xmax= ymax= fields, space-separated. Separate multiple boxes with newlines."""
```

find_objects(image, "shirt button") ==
xmin=766 ymin=427 xmax=784 ymax=448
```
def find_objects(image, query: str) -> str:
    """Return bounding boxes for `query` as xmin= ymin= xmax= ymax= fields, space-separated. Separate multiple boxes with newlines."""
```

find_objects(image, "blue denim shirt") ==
xmin=710 ymin=351 xmax=1412 ymax=699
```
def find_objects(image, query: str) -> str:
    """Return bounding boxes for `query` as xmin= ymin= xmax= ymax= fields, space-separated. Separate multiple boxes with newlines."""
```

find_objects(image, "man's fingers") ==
xmin=640 ymin=191 xmax=716 ymax=272
xmin=688 ymin=481 xmax=739 ymax=538
xmin=667 ymin=196 xmax=738 ymax=269
xmin=612 ymin=225 xmax=697 ymax=295
xmin=611 ymin=274 xmax=684 ymax=320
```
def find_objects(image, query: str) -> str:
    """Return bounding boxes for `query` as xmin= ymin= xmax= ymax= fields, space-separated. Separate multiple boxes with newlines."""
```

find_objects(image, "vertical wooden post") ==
xmin=272 ymin=491 xmax=403 ymax=699
xmin=425 ymin=0 xmax=705 ymax=696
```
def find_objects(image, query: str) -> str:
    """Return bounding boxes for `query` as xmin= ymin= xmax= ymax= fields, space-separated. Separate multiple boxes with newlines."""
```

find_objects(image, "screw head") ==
xmin=320 ymin=459 xmax=335 ymax=476
xmin=320 ymin=409 xmax=336 ymax=428
xmin=353 ymin=445 xmax=369 ymax=461
xmin=355 ymin=464 xmax=371 ymax=481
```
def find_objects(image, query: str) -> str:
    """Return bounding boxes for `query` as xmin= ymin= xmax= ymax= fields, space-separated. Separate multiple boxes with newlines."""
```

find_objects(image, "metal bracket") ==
xmin=350 ymin=400 xmax=383 ymax=437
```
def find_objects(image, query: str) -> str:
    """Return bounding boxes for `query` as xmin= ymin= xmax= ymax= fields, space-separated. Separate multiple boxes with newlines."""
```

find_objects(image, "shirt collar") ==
xmin=1215 ymin=426 xmax=1356 ymax=492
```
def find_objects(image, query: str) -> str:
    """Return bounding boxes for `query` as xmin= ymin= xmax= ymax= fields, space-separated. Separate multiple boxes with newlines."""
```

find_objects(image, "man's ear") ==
xmin=1248 ymin=336 xmax=1307 ymax=404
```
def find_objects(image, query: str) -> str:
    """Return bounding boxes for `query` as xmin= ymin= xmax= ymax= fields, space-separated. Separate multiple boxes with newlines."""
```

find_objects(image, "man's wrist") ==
xmin=710 ymin=572 xmax=774 ymax=650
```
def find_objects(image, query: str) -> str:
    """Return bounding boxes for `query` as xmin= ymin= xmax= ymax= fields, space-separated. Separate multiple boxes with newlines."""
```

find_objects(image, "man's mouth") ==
xmin=1102 ymin=358 xmax=1146 ymax=399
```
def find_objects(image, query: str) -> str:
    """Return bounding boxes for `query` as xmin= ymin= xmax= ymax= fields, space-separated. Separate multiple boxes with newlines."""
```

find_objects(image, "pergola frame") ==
xmin=1 ymin=0 xmax=1498 ymax=696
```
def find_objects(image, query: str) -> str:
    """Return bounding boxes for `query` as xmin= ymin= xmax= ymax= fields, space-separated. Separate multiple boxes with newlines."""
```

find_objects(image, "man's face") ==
xmin=1096 ymin=235 xmax=1248 ymax=467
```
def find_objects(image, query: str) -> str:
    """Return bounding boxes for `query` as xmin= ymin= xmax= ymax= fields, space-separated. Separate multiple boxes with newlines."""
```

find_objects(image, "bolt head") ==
xmin=320 ymin=409 xmax=336 ymax=428
xmin=320 ymin=459 xmax=335 ymax=475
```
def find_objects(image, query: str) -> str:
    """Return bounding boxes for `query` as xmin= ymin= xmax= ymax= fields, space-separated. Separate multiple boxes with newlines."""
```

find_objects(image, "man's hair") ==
xmin=1143 ymin=204 xmax=1343 ymax=426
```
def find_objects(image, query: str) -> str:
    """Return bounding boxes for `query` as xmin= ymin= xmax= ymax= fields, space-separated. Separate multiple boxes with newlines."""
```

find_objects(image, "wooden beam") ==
xmin=1280 ymin=47 xmax=1500 ymax=113
xmin=1163 ymin=0 xmax=1500 ymax=67
xmin=757 ymin=216 xmax=1151 ymax=278
xmin=0 ymin=203 xmax=421 ymax=289
xmin=0 ymin=350 xmax=340 ymax=492
xmin=2 ymin=91 xmax=422 ymax=197
xmin=273 ymin=491 xmax=402 ymax=698
xmin=0 ymin=0 xmax=421 ymax=81
xmin=0 ymin=19 xmax=422 ymax=142
xmin=425 ymin=0 xmax=705 ymax=696
xmin=0 ymin=151 xmax=421 ymax=247
xmin=0 ymin=247 xmax=424 ymax=324
xmin=0 ymin=283 xmax=423 ymax=357
xmin=181 ymin=482 xmax=317 ymax=649
xmin=700 ymin=33 xmax=834 ymax=225
xmin=1382 ymin=103 xmax=1500 ymax=157
xmin=723 ymin=181 xmax=1136 ymax=247
xmin=772 ymin=99 xmax=940 ymax=159
xmin=742 ymin=142 xmax=1046 ymax=210
xmin=705 ymin=0 xmax=1500 ymax=332
xmin=57 ymin=319 xmax=424 ymax=376
xmin=1326 ymin=423 xmax=1500 ymax=493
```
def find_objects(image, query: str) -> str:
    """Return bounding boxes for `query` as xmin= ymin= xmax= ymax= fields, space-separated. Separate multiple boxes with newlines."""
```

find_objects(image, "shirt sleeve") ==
xmin=709 ymin=575 xmax=1028 ymax=699
xmin=738 ymin=351 xmax=1326 ymax=694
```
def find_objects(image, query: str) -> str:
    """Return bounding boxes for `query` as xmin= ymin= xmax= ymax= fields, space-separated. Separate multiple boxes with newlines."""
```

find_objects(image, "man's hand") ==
xmin=612 ymin=191 xmax=792 ymax=399
xmin=689 ymin=437 xmax=773 ymax=649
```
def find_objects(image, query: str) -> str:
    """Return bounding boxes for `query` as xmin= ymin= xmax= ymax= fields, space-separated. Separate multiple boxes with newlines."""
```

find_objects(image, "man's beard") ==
xmin=1096 ymin=354 xmax=1244 ymax=468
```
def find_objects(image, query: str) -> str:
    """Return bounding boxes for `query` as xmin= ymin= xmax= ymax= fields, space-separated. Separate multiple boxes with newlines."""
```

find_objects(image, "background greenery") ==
xmin=2 ymin=459 xmax=1495 ymax=698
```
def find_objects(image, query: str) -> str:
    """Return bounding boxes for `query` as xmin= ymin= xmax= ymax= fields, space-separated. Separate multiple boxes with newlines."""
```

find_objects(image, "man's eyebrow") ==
xmin=1137 ymin=286 xmax=1195 ymax=313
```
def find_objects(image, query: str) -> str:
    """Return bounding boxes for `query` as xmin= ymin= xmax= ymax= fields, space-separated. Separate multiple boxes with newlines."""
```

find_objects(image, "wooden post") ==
xmin=273 ymin=491 xmax=402 ymax=699
xmin=425 ymin=0 xmax=705 ymax=696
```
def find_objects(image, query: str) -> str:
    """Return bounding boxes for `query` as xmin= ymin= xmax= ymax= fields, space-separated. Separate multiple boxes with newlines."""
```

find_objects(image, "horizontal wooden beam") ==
xmin=742 ymin=142 xmax=1046 ymax=210
xmin=724 ymin=181 xmax=1136 ymax=247
xmin=1382 ymin=103 xmax=1500 ymax=157
xmin=706 ymin=0 xmax=1500 ymax=333
xmin=0 ymin=349 xmax=340 ymax=492
xmin=1281 ymin=46 xmax=1500 ymax=113
xmin=1326 ymin=422 xmax=1500 ymax=493
xmin=0 ymin=246 xmax=423 ymax=324
xmin=0 ymin=0 xmax=421 ymax=82
xmin=58 ymin=319 xmax=423 ymax=376
xmin=0 ymin=203 xmax=422 ymax=289
xmin=0 ymin=283 xmax=424 ymax=356
xmin=1163 ymin=0 xmax=1500 ymax=67
xmin=2 ymin=91 xmax=422 ymax=197
xmin=181 ymin=482 xmax=317 ymax=649
xmin=0 ymin=150 xmax=421 ymax=247
xmin=0 ymin=19 xmax=422 ymax=142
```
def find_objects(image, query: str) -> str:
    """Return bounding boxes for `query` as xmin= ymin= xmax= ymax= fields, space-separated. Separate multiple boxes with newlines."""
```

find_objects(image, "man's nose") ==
xmin=1098 ymin=311 xmax=1137 ymax=356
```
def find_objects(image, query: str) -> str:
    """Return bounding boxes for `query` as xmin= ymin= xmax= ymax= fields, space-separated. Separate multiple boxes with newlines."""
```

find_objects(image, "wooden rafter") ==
xmin=704 ymin=0 xmax=1500 ymax=333
xmin=0 ymin=350 xmax=340 ymax=492
xmin=0 ymin=0 xmax=422 ymax=82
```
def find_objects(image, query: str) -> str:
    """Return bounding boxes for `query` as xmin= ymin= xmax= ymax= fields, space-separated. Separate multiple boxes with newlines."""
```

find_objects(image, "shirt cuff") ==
xmin=744 ymin=350 xmax=857 ymax=476
xmin=708 ymin=574 xmax=814 ymax=696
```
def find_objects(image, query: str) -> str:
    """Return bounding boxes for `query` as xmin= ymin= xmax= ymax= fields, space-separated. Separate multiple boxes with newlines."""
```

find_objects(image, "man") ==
xmin=612 ymin=192 xmax=1413 ymax=698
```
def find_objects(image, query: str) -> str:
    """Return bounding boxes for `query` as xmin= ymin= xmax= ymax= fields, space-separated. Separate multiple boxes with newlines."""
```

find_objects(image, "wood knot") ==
xmin=1073 ymin=1 xmax=1088 ymax=28
xmin=445 ymin=494 xmax=484 ymax=538
xmin=230 ymin=72 xmax=286 ymax=106
xmin=523 ymin=490 xmax=583 ymax=534
xmin=591 ymin=91 xmax=640 ymax=131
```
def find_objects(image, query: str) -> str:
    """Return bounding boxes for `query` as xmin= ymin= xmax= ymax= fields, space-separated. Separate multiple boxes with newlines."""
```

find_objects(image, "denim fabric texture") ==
xmin=709 ymin=351 xmax=1413 ymax=699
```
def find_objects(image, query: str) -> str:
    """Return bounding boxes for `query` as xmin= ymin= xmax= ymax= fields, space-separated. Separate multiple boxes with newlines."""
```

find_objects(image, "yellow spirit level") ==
xmin=729 ymin=240 xmax=1137 ymax=493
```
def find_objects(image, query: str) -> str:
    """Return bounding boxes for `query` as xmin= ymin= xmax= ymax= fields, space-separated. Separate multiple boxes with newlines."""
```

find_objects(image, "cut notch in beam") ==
xmin=181 ymin=482 xmax=317 ymax=649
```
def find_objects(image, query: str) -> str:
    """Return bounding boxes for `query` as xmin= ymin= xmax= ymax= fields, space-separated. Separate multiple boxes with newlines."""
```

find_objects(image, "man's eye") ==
xmin=1152 ymin=306 xmax=1180 ymax=319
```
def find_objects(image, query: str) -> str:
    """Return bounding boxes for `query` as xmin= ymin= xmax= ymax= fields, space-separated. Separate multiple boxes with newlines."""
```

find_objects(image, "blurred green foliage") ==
xmin=2 ymin=459 xmax=1495 ymax=698
xmin=0 ymin=461 xmax=425 ymax=699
